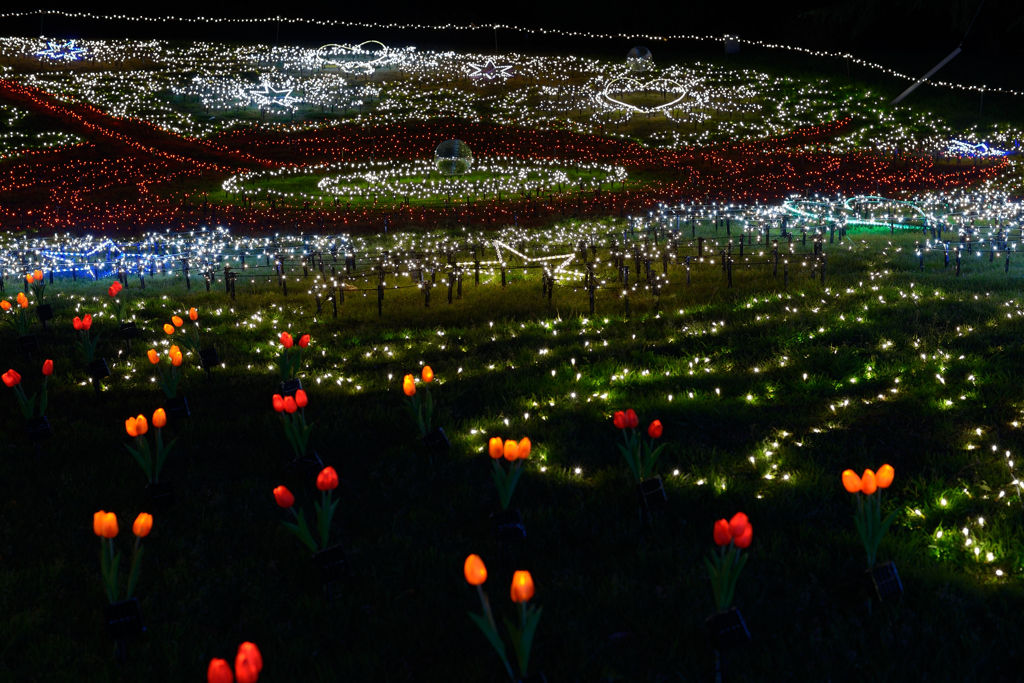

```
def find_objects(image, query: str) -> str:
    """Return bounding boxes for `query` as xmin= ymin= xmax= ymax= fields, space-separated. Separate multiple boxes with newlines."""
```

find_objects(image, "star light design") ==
xmin=35 ymin=40 xmax=88 ymax=62
xmin=467 ymin=61 xmax=514 ymax=80
xmin=248 ymin=84 xmax=302 ymax=109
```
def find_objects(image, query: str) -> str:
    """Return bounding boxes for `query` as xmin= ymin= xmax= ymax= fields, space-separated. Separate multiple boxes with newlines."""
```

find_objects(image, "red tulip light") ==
xmin=207 ymin=658 xmax=233 ymax=683
xmin=294 ymin=389 xmax=308 ymax=408
xmin=316 ymin=466 xmax=339 ymax=491
xmin=298 ymin=333 xmax=310 ymax=348
xmin=272 ymin=394 xmax=284 ymax=412
xmin=280 ymin=331 xmax=293 ymax=348
xmin=2 ymin=369 xmax=21 ymax=387
xmin=273 ymin=485 xmax=295 ymax=508
xmin=41 ymin=359 xmax=53 ymax=376
xmin=647 ymin=420 xmax=662 ymax=439
xmin=235 ymin=642 xmax=263 ymax=683
xmin=707 ymin=512 xmax=752 ymax=613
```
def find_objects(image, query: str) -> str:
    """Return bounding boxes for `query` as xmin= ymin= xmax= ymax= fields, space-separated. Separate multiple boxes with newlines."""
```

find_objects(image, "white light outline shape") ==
xmin=599 ymin=76 xmax=689 ymax=113
xmin=248 ymin=83 xmax=302 ymax=109
xmin=35 ymin=39 xmax=88 ymax=62
xmin=316 ymin=41 xmax=388 ymax=75
xmin=467 ymin=60 xmax=514 ymax=80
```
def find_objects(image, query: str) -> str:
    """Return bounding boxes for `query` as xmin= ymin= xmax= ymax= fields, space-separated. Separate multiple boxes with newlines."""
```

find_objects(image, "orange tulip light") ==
xmin=464 ymin=554 xmax=488 ymax=585
xmin=842 ymin=464 xmax=897 ymax=568
xmin=466 ymin=561 xmax=542 ymax=680
xmin=402 ymin=365 xmax=438 ymax=437
xmin=17 ymin=292 xmax=28 ymax=308
xmin=207 ymin=659 xmax=233 ymax=683
xmin=152 ymin=408 xmax=167 ymax=429
xmin=163 ymin=323 xmax=174 ymax=335
xmin=517 ymin=437 xmax=531 ymax=459
xmin=0 ymin=300 xmax=9 ymax=310
xmin=489 ymin=437 xmax=504 ymax=459
xmin=861 ymin=469 xmax=878 ymax=495
xmin=402 ymin=374 xmax=416 ymax=397
xmin=171 ymin=315 xmax=183 ymax=327
xmin=510 ymin=570 xmax=535 ymax=603
xmin=842 ymin=469 xmax=862 ymax=493
xmin=132 ymin=513 xmax=153 ymax=538
xmin=422 ymin=366 xmax=434 ymax=383
xmin=125 ymin=410 xmax=174 ymax=485
xmin=876 ymin=464 xmax=895 ymax=489
xmin=189 ymin=307 xmax=198 ymax=321
xmin=97 ymin=511 xmax=118 ymax=538
xmin=147 ymin=349 xmax=159 ymax=364
xmin=33 ymin=270 xmax=42 ymax=281
xmin=503 ymin=439 xmax=519 ymax=461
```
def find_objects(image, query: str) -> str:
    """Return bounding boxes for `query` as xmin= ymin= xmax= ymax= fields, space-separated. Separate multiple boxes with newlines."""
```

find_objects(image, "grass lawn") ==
xmin=3 ymin=219 xmax=1024 ymax=682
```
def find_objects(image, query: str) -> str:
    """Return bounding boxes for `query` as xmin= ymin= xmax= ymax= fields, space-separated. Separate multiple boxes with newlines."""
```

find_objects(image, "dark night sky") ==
xmin=5 ymin=1 xmax=1023 ymax=89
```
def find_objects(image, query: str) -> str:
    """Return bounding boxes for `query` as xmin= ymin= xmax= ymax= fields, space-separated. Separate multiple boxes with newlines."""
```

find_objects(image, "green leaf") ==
xmin=469 ymin=611 xmax=511 ymax=671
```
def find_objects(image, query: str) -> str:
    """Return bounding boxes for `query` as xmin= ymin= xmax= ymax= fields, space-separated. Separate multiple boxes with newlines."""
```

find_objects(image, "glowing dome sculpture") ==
xmin=626 ymin=46 xmax=652 ymax=73
xmin=434 ymin=139 xmax=473 ymax=176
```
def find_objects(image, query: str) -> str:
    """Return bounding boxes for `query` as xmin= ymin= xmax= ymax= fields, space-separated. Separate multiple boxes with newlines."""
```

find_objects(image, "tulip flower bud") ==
xmin=2 ymin=369 xmax=21 ymax=387
xmin=171 ymin=352 xmax=183 ymax=367
xmin=25 ymin=273 xmax=33 ymax=283
xmin=503 ymin=439 xmax=519 ymax=461
xmin=876 ymin=464 xmax=895 ymax=489
xmin=207 ymin=658 xmax=233 ymax=683
xmin=421 ymin=366 xmax=433 ymax=383
xmin=489 ymin=437 xmax=504 ymax=459
xmin=517 ymin=437 xmax=531 ymax=459
xmin=17 ymin=292 xmax=28 ymax=308
xmin=93 ymin=510 xmax=107 ymax=537
xmin=316 ymin=466 xmax=339 ymax=491
xmin=728 ymin=512 xmax=749 ymax=539
xmin=42 ymin=359 xmax=53 ymax=376
xmin=280 ymin=331 xmax=293 ymax=348
xmin=99 ymin=511 xmax=118 ymax=538
xmin=132 ymin=513 xmax=153 ymax=537
xmin=273 ymin=485 xmax=295 ymax=508
xmin=861 ymin=469 xmax=877 ymax=495
xmin=272 ymin=394 xmax=285 ymax=412
xmin=713 ymin=519 xmax=732 ymax=546
xmin=163 ymin=324 xmax=174 ymax=335
xmin=189 ymin=307 xmax=198 ymax=321
xmin=172 ymin=315 xmax=183 ymax=327
xmin=82 ymin=314 xmax=92 ymax=330
xmin=841 ymin=469 xmax=861 ymax=494
xmin=298 ymin=334 xmax=310 ymax=348
xmin=612 ymin=410 xmax=627 ymax=429
xmin=33 ymin=270 xmax=42 ymax=281
xmin=135 ymin=414 xmax=148 ymax=436
xmin=235 ymin=642 xmax=262 ymax=683
xmin=283 ymin=396 xmax=297 ymax=414
xmin=152 ymin=408 xmax=167 ymax=429
xmin=0 ymin=300 xmax=10 ymax=311
xmin=625 ymin=409 xmax=639 ymax=429
xmin=147 ymin=349 xmax=159 ymax=364
xmin=126 ymin=417 xmax=139 ymax=438
xmin=73 ymin=316 xmax=83 ymax=331
xmin=734 ymin=523 xmax=753 ymax=548
xmin=294 ymin=389 xmax=308 ymax=408
xmin=402 ymin=374 xmax=416 ymax=397
xmin=648 ymin=420 xmax=663 ymax=439
xmin=510 ymin=570 xmax=535 ymax=603
xmin=108 ymin=285 xmax=118 ymax=297
xmin=464 ymin=554 xmax=487 ymax=585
